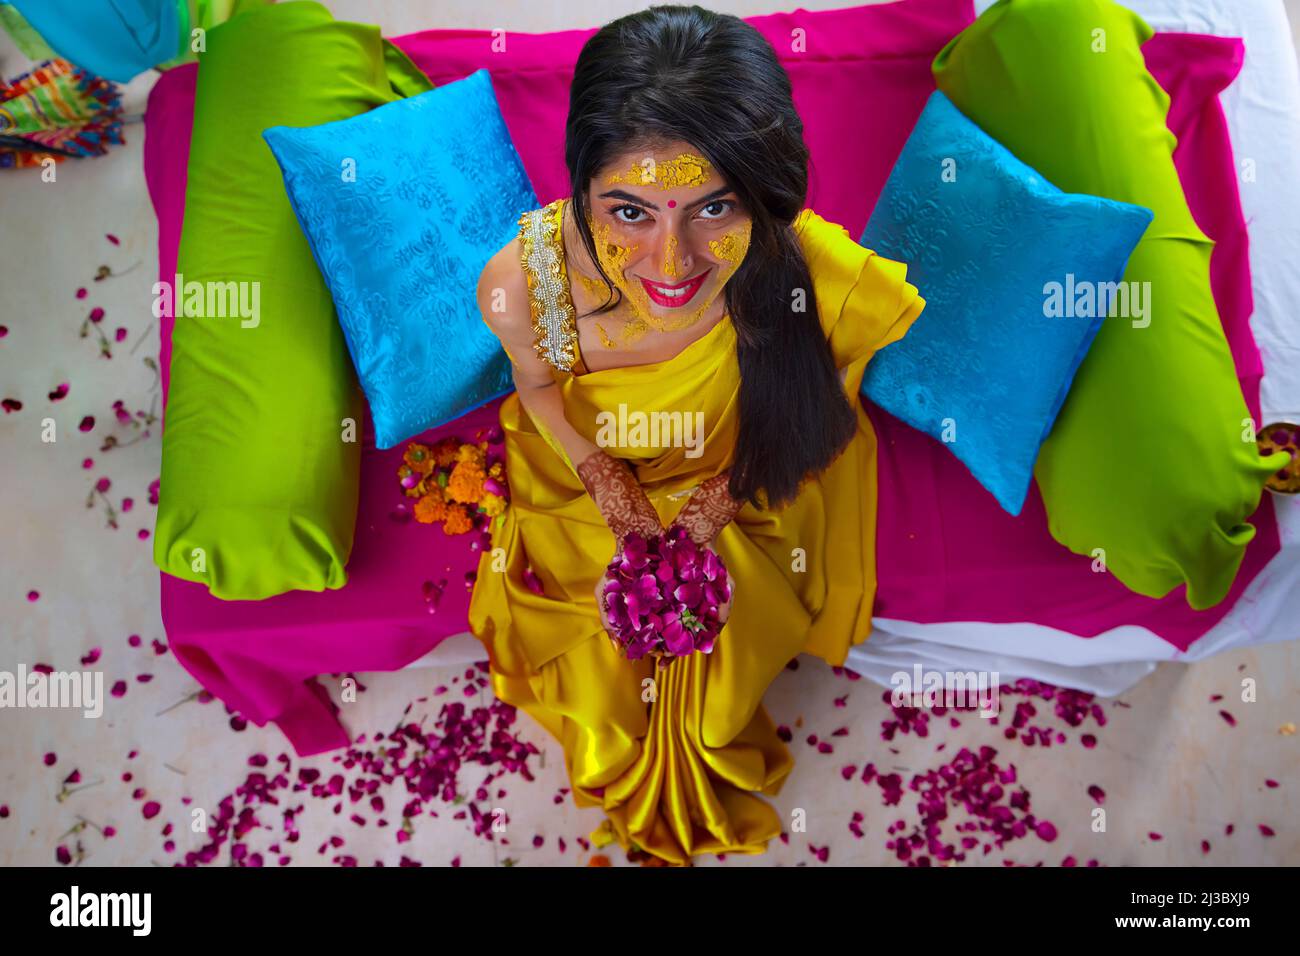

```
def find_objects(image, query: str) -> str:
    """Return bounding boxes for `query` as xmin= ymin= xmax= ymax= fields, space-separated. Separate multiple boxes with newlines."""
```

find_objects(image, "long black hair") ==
xmin=565 ymin=4 xmax=857 ymax=510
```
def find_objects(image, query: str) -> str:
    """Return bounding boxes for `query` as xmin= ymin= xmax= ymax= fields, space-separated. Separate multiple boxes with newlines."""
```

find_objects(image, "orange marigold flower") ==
xmin=455 ymin=442 xmax=486 ymax=469
xmin=446 ymin=460 xmax=486 ymax=504
xmin=403 ymin=443 xmax=435 ymax=475
xmin=431 ymin=438 xmax=460 ymax=468
xmin=414 ymin=490 xmax=448 ymax=524
xmin=587 ymin=855 xmax=612 ymax=867
xmin=488 ymin=462 xmax=505 ymax=480
xmin=480 ymin=492 xmax=507 ymax=518
xmin=442 ymin=503 xmax=474 ymax=535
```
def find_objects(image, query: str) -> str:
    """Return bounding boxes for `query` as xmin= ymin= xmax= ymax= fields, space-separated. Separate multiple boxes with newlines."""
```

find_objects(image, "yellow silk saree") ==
xmin=468 ymin=206 xmax=924 ymax=864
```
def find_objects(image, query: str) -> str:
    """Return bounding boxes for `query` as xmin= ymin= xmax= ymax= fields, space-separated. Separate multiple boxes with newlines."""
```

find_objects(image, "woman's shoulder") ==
xmin=476 ymin=232 xmax=534 ymax=345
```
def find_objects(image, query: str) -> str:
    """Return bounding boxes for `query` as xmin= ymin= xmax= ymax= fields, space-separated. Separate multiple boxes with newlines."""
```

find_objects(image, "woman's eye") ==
xmin=697 ymin=199 xmax=734 ymax=220
xmin=611 ymin=205 xmax=648 ymax=224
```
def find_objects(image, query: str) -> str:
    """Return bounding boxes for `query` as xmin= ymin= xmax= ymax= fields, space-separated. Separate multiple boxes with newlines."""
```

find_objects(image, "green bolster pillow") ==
xmin=153 ymin=1 xmax=433 ymax=599
xmin=932 ymin=0 xmax=1287 ymax=609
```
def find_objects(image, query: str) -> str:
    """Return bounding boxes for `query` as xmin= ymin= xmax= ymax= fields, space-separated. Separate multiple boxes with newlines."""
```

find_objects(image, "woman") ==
xmin=470 ymin=4 xmax=924 ymax=865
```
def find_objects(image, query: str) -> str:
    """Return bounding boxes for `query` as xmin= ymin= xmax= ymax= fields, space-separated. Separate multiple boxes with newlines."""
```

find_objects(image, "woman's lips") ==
xmin=639 ymin=268 xmax=710 ymax=308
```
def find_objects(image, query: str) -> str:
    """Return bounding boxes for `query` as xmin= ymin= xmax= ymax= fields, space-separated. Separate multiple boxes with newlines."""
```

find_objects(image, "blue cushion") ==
xmin=10 ymin=0 xmax=183 ymax=83
xmin=861 ymin=90 xmax=1153 ymax=515
xmin=263 ymin=68 xmax=534 ymax=448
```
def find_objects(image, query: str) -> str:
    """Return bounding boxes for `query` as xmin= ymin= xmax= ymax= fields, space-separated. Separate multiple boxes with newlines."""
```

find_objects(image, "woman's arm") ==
xmin=575 ymin=450 xmax=662 ymax=541
xmin=476 ymin=243 xmax=661 ymax=542
xmin=476 ymin=242 xmax=599 ymax=468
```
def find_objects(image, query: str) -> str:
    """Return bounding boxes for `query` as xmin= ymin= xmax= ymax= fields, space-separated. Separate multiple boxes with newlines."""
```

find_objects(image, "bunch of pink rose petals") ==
xmin=601 ymin=526 xmax=731 ymax=663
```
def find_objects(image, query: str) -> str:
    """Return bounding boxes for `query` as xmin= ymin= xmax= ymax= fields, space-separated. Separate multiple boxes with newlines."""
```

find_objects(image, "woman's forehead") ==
xmin=597 ymin=140 xmax=711 ymax=184
xmin=592 ymin=143 xmax=735 ymax=208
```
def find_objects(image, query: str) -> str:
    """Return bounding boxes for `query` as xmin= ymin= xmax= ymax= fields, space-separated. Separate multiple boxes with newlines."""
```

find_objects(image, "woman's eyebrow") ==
xmin=596 ymin=185 xmax=735 ymax=211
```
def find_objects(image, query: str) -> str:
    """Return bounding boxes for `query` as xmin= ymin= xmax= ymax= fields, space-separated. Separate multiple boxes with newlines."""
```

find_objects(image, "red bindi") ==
xmin=667 ymin=199 xmax=676 ymax=208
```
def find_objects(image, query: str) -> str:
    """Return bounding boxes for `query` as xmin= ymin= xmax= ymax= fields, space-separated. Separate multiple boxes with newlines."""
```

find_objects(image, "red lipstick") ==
xmin=639 ymin=268 xmax=710 ymax=308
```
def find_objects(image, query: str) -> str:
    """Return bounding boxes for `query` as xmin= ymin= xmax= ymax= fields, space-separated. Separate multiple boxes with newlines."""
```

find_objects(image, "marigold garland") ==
xmin=398 ymin=433 xmax=508 ymax=536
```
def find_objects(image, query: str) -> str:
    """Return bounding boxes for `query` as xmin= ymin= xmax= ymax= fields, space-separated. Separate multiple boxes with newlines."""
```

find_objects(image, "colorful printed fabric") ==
xmin=0 ymin=59 xmax=124 ymax=169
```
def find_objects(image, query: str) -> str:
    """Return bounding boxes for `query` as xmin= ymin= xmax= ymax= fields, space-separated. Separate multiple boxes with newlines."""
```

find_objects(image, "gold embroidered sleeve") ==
xmin=518 ymin=202 xmax=578 ymax=372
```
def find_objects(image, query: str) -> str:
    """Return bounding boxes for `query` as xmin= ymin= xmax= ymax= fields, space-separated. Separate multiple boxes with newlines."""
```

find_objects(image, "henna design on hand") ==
xmin=670 ymin=470 xmax=743 ymax=546
xmin=576 ymin=450 xmax=663 ymax=543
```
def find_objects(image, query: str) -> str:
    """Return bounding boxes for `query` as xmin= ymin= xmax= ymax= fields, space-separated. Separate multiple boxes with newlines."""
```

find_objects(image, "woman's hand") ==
xmin=577 ymin=449 xmax=659 ymax=642
xmin=670 ymin=472 xmax=739 ymax=629
xmin=669 ymin=470 xmax=743 ymax=547
xmin=715 ymin=581 xmax=734 ymax=626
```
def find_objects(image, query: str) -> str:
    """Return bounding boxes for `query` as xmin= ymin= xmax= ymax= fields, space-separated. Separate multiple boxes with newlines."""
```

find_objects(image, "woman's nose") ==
xmin=658 ymin=231 xmax=693 ymax=281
